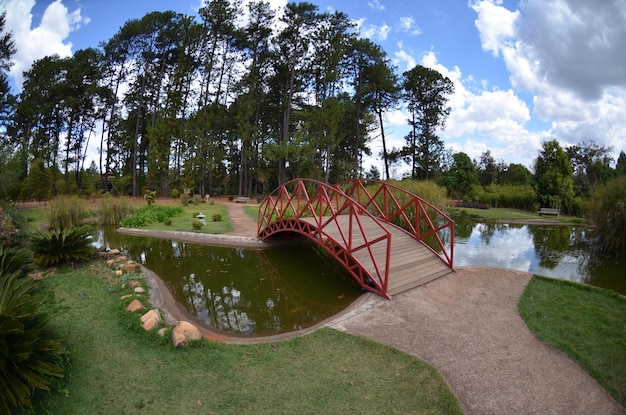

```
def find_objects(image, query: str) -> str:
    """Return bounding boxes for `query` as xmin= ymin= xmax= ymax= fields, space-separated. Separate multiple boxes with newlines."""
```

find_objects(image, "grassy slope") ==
xmin=519 ymin=276 xmax=626 ymax=407
xmin=32 ymin=261 xmax=461 ymax=415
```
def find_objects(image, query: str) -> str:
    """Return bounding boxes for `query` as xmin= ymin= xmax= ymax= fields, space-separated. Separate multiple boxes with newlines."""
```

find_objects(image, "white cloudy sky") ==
xmin=1 ymin=0 xmax=625 ymax=174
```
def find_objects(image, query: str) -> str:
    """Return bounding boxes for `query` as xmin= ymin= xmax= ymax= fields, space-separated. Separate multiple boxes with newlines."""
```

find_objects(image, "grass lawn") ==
xmin=449 ymin=206 xmax=585 ymax=224
xmin=140 ymin=203 xmax=233 ymax=234
xmin=519 ymin=276 xmax=626 ymax=407
xmin=27 ymin=261 xmax=462 ymax=415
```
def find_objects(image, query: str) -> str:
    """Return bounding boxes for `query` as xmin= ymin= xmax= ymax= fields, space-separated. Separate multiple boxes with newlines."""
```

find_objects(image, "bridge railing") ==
xmin=258 ymin=179 xmax=393 ymax=298
xmin=340 ymin=179 xmax=454 ymax=269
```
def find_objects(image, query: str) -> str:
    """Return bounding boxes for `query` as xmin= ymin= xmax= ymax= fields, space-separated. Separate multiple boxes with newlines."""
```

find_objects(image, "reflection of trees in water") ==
xmin=118 ymin=239 xmax=357 ymax=336
xmin=527 ymin=225 xmax=576 ymax=269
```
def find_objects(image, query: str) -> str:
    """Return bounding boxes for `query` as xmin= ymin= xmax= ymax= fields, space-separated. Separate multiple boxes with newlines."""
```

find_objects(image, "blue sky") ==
xmin=2 ymin=0 xmax=625 ymax=176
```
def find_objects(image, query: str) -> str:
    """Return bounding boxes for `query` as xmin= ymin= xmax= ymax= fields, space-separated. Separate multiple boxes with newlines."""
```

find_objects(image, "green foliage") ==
xmin=192 ymin=194 xmax=202 ymax=205
xmin=586 ymin=176 xmax=626 ymax=257
xmin=0 ymin=200 xmax=27 ymax=247
xmin=191 ymin=220 xmax=202 ymax=230
xmin=163 ymin=218 xmax=172 ymax=226
xmin=472 ymin=184 xmax=536 ymax=210
xmin=191 ymin=211 xmax=200 ymax=218
xmin=180 ymin=193 xmax=189 ymax=206
xmin=385 ymin=179 xmax=448 ymax=210
xmin=97 ymin=195 xmax=133 ymax=226
xmin=144 ymin=190 xmax=157 ymax=206
xmin=47 ymin=196 xmax=86 ymax=230
xmin=170 ymin=188 xmax=179 ymax=198
xmin=211 ymin=213 xmax=222 ymax=222
xmin=534 ymin=140 xmax=574 ymax=211
xmin=120 ymin=205 xmax=183 ymax=228
xmin=0 ymin=245 xmax=32 ymax=278
xmin=0 ymin=259 xmax=65 ymax=414
xmin=30 ymin=226 xmax=95 ymax=267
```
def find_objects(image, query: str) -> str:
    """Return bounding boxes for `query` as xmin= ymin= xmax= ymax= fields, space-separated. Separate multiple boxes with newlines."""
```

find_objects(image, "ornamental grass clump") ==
xmin=97 ymin=194 xmax=133 ymax=226
xmin=30 ymin=226 xmax=95 ymax=267
xmin=47 ymin=195 xmax=86 ymax=230
xmin=0 ymin=246 xmax=66 ymax=415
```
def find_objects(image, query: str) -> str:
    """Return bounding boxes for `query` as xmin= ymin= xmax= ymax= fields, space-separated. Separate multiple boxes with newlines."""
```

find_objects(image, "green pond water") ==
xmin=95 ymin=218 xmax=625 ymax=337
xmin=96 ymin=228 xmax=362 ymax=337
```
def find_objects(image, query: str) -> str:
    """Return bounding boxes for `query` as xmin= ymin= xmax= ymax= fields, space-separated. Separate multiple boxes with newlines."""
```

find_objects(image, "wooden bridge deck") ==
xmin=301 ymin=215 xmax=453 ymax=296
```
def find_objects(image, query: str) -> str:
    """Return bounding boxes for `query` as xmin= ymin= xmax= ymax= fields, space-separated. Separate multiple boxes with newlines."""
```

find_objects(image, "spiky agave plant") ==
xmin=0 ymin=269 xmax=65 ymax=414
xmin=30 ymin=226 xmax=95 ymax=267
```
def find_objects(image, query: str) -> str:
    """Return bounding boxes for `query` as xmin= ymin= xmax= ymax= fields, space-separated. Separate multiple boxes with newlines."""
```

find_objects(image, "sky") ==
xmin=1 ymin=0 xmax=625 ymax=176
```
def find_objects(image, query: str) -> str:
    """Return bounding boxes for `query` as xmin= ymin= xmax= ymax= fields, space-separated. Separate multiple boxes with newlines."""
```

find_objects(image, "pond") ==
xmin=452 ymin=216 xmax=626 ymax=295
xmin=95 ymin=228 xmax=362 ymax=337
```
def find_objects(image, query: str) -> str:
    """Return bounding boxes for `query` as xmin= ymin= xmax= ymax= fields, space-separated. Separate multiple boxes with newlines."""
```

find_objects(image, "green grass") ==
xmin=28 ymin=261 xmax=462 ymax=415
xmin=243 ymin=205 xmax=259 ymax=221
xmin=519 ymin=276 xmax=626 ymax=407
xmin=449 ymin=207 xmax=585 ymax=223
xmin=141 ymin=203 xmax=233 ymax=234
xmin=20 ymin=207 xmax=48 ymax=234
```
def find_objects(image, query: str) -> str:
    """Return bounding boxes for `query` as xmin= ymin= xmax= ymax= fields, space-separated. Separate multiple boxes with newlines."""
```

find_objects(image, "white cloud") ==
xmin=356 ymin=20 xmax=390 ymax=42
xmin=368 ymin=0 xmax=385 ymax=11
xmin=1 ymin=0 xmax=88 ymax=89
xmin=470 ymin=0 xmax=626 ymax=162
xmin=398 ymin=16 xmax=421 ymax=36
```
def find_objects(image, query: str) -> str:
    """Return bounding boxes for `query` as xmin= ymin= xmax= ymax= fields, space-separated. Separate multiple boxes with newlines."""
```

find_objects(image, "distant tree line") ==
xmin=0 ymin=1 xmax=456 ymax=199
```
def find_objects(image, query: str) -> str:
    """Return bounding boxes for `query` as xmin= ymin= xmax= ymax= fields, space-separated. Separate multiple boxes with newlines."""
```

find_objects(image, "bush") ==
xmin=120 ymin=205 xmax=183 ymax=228
xmin=191 ymin=211 xmax=200 ymax=218
xmin=0 ymin=201 xmax=27 ymax=247
xmin=163 ymin=218 xmax=172 ymax=226
xmin=171 ymin=188 xmax=179 ymax=199
xmin=0 ymin=251 xmax=65 ymax=414
xmin=192 ymin=194 xmax=202 ymax=205
xmin=144 ymin=190 xmax=157 ymax=206
xmin=30 ymin=226 xmax=95 ymax=267
xmin=47 ymin=196 xmax=86 ymax=230
xmin=0 ymin=245 xmax=32 ymax=278
xmin=212 ymin=213 xmax=222 ymax=222
xmin=191 ymin=220 xmax=203 ymax=230
xmin=180 ymin=193 xmax=189 ymax=206
xmin=97 ymin=195 xmax=133 ymax=226
xmin=587 ymin=176 xmax=626 ymax=257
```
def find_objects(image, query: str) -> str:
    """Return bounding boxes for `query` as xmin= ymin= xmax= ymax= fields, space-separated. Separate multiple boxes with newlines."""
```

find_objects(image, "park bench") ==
xmin=235 ymin=196 xmax=250 ymax=203
xmin=537 ymin=207 xmax=560 ymax=217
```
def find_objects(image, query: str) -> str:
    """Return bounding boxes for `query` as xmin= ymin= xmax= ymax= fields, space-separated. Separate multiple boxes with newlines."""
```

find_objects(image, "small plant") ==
xmin=171 ymin=188 xmax=179 ymax=198
xmin=212 ymin=213 xmax=222 ymax=222
xmin=120 ymin=205 xmax=183 ymax=228
xmin=163 ymin=218 xmax=172 ymax=226
xmin=144 ymin=190 xmax=157 ymax=206
xmin=191 ymin=211 xmax=200 ymax=218
xmin=30 ymin=226 xmax=95 ymax=267
xmin=0 ymin=249 xmax=65 ymax=414
xmin=192 ymin=194 xmax=202 ymax=205
xmin=180 ymin=193 xmax=189 ymax=206
xmin=191 ymin=220 xmax=202 ymax=230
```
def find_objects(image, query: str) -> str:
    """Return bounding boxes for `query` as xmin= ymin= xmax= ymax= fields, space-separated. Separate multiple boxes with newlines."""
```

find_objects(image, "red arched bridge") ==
xmin=257 ymin=179 xmax=455 ymax=299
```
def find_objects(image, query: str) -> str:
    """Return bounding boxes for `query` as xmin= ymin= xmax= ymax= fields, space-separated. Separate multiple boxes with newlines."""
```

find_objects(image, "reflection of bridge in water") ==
xmin=258 ymin=179 xmax=456 ymax=299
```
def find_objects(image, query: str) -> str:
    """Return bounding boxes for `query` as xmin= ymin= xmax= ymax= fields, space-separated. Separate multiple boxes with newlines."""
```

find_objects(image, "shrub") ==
xmin=0 ymin=201 xmax=27 ymax=247
xmin=191 ymin=211 xmax=200 ymax=218
xmin=192 ymin=220 xmax=203 ymax=230
xmin=0 ymin=245 xmax=32 ymax=278
xmin=120 ymin=205 xmax=183 ymax=228
xmin=192 ymin=194 xmax=202 ymax=205
xmin=163 ymin=218 xmax=172 ymax=226
xmin=30 ymin=226 xmax=95 ymax=267
xmin=0 ymin=255 xmax=65 ymax=414
xmin=212 ymin=213 xmax=222 ymax=222
xmin=97 ymin=195 xmax=133 ymax=226
xmin=171 ymin=188 xmax=179 ymax=199
xmin=47 ymin=195 xmax=86 ymax=230
xmin=180 ymin=193 xmax=189 ymax=206
xmin=587 ymin=176 xmax=626 ymax=257
xmin=144 ymin=190 xmax=157 ymax=206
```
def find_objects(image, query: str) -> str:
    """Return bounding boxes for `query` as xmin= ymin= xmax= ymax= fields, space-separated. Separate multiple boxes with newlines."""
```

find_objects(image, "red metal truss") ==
xmin=258 ymin=178 xmax=455 ymax=299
